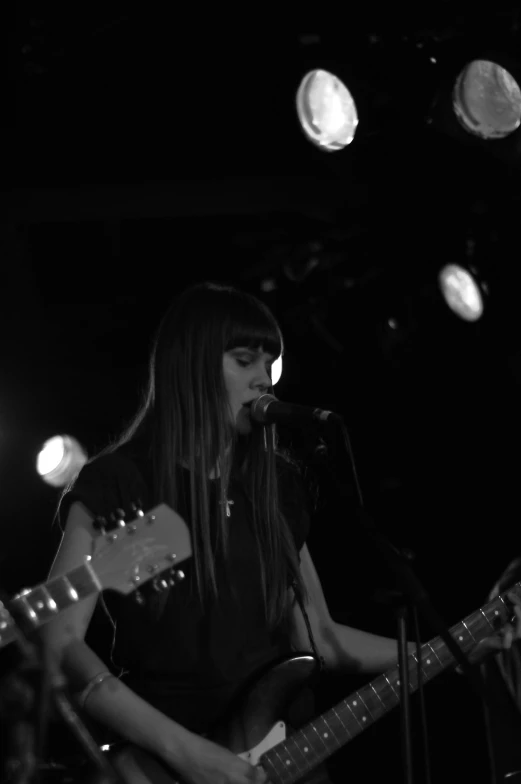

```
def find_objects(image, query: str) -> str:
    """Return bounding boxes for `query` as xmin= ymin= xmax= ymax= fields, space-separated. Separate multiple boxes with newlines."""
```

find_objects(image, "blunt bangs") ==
xmin=223 ymin=296 xmax=283 ymax=359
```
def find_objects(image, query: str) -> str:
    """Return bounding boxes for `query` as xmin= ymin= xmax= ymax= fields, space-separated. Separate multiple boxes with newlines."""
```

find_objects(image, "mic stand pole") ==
xmin=323 ymin=419 xmax=492 ymax=784
xmin=395 ymin=593 xmax=414 ymax=784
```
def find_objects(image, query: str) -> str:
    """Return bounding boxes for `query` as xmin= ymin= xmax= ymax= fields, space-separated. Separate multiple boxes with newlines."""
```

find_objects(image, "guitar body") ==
xmin=107 ymin=654 xmax=318 ymax=784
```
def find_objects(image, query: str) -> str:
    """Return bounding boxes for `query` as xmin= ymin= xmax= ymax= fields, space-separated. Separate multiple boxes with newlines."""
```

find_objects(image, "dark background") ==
xmin=4 ymin=3 xmax=521 ymax=782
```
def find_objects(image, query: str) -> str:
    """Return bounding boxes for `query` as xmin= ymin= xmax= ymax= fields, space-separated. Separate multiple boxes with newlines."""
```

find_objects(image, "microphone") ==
xmin=249 ymin=394 xmax=342 ymax=426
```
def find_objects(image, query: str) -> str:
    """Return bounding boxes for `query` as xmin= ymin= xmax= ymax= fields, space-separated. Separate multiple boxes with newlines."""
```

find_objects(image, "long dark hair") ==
xmin=101 ymin=281 xmax=307 ymax=629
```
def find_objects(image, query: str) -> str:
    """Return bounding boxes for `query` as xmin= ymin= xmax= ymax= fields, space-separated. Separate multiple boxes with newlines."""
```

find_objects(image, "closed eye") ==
xmin=235 ymin=357 xmax=273 ymax=376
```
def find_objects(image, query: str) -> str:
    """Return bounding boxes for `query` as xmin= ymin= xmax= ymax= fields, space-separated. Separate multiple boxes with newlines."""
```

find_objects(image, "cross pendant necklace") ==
xmin=220 ymin=498 xmax=234 ymax=517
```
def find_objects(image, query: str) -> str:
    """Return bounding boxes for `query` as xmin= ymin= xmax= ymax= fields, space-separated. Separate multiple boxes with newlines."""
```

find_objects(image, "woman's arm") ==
xmin=43 ymin=501 xmax=270 ymax=784
xmin=41 ymin=501 xmax=198 ymax=767
xmin=290 ymin=544 xmax=408 ymax=674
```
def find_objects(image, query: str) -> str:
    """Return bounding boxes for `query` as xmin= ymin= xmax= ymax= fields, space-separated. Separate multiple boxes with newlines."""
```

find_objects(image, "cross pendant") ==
xmin=224 ymin=499 xmax=234 ymax=517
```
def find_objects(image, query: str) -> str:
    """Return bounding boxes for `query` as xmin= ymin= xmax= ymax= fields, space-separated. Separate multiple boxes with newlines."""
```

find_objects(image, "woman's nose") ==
xmin=253 ymin=365 xmax=271 ymax=392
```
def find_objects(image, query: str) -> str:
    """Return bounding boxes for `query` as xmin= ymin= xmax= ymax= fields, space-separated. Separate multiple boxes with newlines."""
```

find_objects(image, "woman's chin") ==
xmin=232 ymin=406 xmax=252 ymax=435
xmin=235 ymin=418 xmax=252 ymax=436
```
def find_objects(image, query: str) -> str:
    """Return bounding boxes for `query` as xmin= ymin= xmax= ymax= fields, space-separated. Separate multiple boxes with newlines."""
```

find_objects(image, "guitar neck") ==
xmin=0 ymin=562 xmax=99 ymax=649
xmin=261 ymin=582 xmax=521 ymax=784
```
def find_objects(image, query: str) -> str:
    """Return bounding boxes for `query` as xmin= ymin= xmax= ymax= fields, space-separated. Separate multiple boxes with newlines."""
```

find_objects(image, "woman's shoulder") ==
xmin=59 ymin=440 xmax=151 ymax=525
xmin=74 ymin=446 xmax=141 ymax=486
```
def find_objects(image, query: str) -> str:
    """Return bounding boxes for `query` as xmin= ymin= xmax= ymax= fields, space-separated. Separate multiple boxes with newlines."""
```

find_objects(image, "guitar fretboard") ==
xmin=0 ymin=563 xmax=98 ymax=649
xmin=261 ymin=582 xmax=521 ymax=784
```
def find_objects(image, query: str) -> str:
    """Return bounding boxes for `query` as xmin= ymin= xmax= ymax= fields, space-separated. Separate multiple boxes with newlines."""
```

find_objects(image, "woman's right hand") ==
xmin=176 ymin=735 xmax=268 ymax=784
xmin=112 ymin=736 xmax=269 ymax=784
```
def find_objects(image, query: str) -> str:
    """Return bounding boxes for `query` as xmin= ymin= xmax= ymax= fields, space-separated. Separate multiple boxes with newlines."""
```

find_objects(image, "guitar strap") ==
xmin=292 ymin=579 xmax=327 ymax=674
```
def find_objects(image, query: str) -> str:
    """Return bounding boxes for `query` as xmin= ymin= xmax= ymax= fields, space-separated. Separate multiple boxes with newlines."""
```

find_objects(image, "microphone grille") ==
xmin=250 ymin=393 xmax=277 ymax=423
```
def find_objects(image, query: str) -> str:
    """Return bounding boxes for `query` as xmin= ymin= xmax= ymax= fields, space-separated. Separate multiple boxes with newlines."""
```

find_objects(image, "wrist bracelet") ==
xmin=77 ymin=670 xmax=114 ymax=710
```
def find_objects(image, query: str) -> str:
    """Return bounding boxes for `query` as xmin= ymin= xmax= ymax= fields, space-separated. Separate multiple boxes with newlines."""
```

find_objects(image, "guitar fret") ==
xmin=461 ymin=620 xmax=476 ymax=643
xmin=498 ymin=595 xmax=509 ymax=613
xmin=410 ymin=652 xmax=421 ymax=681
xmin=355 ymin=691 xmax=374 ymax=720
xmin=22 ymin=585 xmax=59 ymax=625
xmin=296 ymin=727 xmax=324 ymax=761
xmin=63 ymin=576 xmax=79 ymax=601
xmin=453 ymin=624 xmax=471 ymax=649
xmin=84 ymin=557 xmax=103 ymax=591
xmin=345 ymin=701 xmax=365 ymax=729
xmin=277 ymin=745 xmax=301 ymax=775
xmin=310 ymin=722 xmax=330 ymax=752
xmin=268 ymin=746 xmax=293 ymax=784
xmin=326 ymin=709 xmax=346 ymax=743
xmin=281 ymin=736 xmax=310 ymax=771
xmin=369 ymin=675 xmax=396 ymax=709
xmin=258 ymin=754 xmax=283 ymax=784
xmin=41 ymin=586 xmax=58 ymax=612
xmin=45 ymin=564 xmax=95 ymax=612
xmin=371 ymin=683 xmax=386 ymax=709
xmin=384 ymin=675 xmax=399 ymax=699
xmin=427 ymin=642 xmax=442 ymax=667
xmin=19 ymin=595 xmax=38 ymax=623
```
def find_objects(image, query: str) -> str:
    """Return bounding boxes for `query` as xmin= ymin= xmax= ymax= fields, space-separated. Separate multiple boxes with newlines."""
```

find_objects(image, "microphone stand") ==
xmin=0 ymin=590 xmax=123 ymax=784
xmin=322 ymin=418 xmax=492 ymax=784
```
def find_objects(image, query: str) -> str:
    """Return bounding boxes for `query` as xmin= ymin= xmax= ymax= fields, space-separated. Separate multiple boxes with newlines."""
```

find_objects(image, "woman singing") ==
xmin=42 ymin=281 xmax=521 ymax=784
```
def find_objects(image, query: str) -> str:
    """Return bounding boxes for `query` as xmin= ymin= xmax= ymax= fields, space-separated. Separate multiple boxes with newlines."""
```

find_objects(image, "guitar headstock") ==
xmin=90 ymin=503 xmax=192 ymax=597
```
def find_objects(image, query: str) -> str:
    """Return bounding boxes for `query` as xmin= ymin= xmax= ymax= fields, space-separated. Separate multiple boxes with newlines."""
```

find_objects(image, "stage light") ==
xmin=438 ymin=264 xmax=485 ymax=322
xmin=272 ymin=355 xmax=283 ymax=385
xmin=36 ymin=434 xmax=87 ymax=488
xmin=296 ymin=69 xmax=359 ymax=151
xmin=452 ymin=59 xmax=521 ymax=139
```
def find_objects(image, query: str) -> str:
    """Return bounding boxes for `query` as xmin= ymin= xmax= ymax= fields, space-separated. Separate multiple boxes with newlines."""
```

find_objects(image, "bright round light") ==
xmin=296 ymin=69 xmax=359 ymax=151
xmin=37 ymin=436 xmax=66 ymax=476
xmin=271 ymin=355 xmax=283 ymax=386
xmin=36 ymin=434 xmax=88 ymax=487
xmin=438 ymin=265 xmax=484 ymax=322
xmin=453 ymin=60 xmax=521 ymax=139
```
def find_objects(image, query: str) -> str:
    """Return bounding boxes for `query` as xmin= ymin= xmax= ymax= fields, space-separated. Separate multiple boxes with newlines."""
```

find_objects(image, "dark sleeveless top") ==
xmin=59 ymin=441 xmax=312 ymax=736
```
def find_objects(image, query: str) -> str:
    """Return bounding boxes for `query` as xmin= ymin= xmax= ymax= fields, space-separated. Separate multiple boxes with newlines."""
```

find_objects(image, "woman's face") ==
xmin=223 ymin=346 xmax=274 ymax=434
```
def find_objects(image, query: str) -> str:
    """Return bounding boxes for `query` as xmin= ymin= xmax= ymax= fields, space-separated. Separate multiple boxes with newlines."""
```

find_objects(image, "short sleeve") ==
xmin=58 ymin=451 xmax=149 ymax=529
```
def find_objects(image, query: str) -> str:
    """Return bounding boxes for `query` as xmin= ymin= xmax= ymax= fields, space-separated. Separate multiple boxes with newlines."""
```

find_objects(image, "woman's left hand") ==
xmin=469 ymin=591 xmax=521 ymax=664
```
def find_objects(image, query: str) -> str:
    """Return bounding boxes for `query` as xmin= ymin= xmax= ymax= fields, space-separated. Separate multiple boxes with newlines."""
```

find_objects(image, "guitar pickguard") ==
xmin=238 ymin=721 xmax=286 ymax=767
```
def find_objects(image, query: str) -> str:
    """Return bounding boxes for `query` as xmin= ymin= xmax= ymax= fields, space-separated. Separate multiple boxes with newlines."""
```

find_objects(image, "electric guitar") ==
xmin=0 ymin=503 xmax=192 ymax=650
xmin=107 ymin=581 xmax=521 ymax=784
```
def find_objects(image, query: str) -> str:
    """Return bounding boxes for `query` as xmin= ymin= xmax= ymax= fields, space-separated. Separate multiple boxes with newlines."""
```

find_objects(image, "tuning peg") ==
xmin=92 ymin=516 xmax=108 ymax=534
xmin=169 ymin=568 xmax=185 ymax=584
xmin=134 ymin=591 xmax=145 ymax=606
xmin=152 ymin=578 xmax=170 ymax=592
xmin=129 ymin=500 xmax=144 ymax=518
xmin=109 ymin=509 xmax=126 ymax=528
